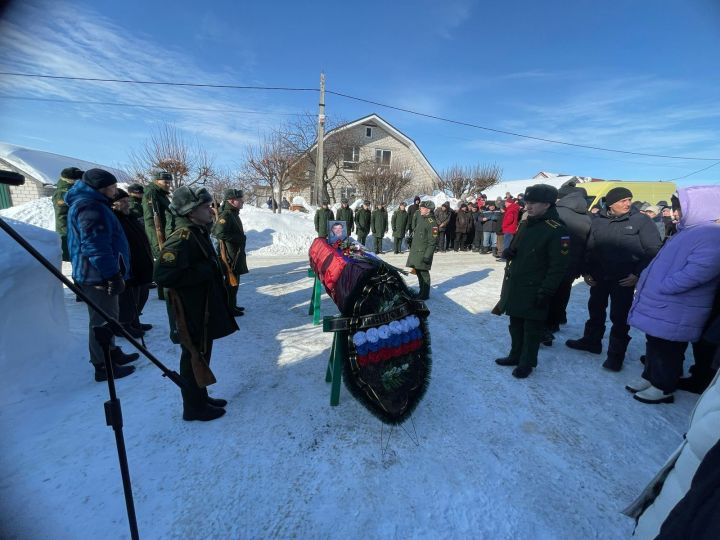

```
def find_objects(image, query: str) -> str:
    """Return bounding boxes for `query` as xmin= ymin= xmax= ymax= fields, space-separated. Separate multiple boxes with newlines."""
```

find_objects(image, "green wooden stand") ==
xmin=323 ymin=316 xmax=347 ymax=406
xmin=307 ymin=269 xmax=322 ymax=326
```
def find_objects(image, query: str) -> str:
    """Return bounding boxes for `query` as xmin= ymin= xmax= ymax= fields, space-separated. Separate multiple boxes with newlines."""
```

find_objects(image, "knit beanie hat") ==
xmin=61 ymin=167 xmax=84 ymax=180
xmin=170 ymin=185 xmax=213 ymax=216
xmin=414 ymin=196 xmax=421 ymax=203
xmin=605 ymin=187 xmax=633 ymax=207
xmin=82 ymin=168 xmax=117 ymax=190
xmin=113 ymin=188 xmax=129 ymax=201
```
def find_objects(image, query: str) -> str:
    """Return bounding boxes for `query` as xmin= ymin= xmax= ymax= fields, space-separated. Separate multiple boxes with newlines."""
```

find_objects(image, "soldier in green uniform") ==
xmin=391 ymin=201 xmax=409 ymax=254
xmin=493 ymin=184 xmax=569 ymax=378
xmin=154 ymin=185 xmax=238 ymax=422
xmin=335 ymin=198 xmax=354 ymax=236
xmin=127 ymin=183 xmax=145 ymax=222
xmin=314 ymin=199 xmax=335 ymax=238
xmin=52 ymin=167 xmax=84 ymax=261
xmin=371 ymin=202 xmax=388 ymax=254
xmin=142 ymin=171 xmax=173 ymax=300
xmin=211 ymin=188 xmax=249 ymax=317
xmin=355 ymin=200 xmax=371 ymax=246
xmin=406 ymin=200 xmax=437 ymax=300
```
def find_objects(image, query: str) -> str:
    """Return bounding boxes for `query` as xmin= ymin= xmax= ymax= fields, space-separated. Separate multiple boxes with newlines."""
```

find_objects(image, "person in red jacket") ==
xmin=501 ymin=198 xmax=520 ymax=244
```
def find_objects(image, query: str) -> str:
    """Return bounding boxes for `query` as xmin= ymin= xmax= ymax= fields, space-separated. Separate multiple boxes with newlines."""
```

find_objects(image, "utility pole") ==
xmin=314 ymin=72 xmax=326 ymax=205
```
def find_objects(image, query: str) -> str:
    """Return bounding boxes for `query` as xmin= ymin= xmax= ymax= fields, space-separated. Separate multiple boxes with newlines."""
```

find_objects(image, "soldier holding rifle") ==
xmin=212 ymin=188 xmax=249 ymax=317
xmin=142 ymin=171 xmax=172 ymax=300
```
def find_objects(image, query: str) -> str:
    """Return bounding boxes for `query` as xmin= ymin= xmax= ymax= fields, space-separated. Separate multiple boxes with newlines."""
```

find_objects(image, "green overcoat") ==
xmin=52 ymin=178 xmax=75 ymax=236
xmin=314 ymin=207 xmax=335 ymax=237
xmin=371 ymin=208 xmax=388 ymax=236
xmin=495 ymin=206 xmax=570 ymax=321
xmin=142 ymin=182 xmax=172 ymax=258
xmin=391 ymin=209 xmax=409 ymax=239
xmin=355 ymin=207 xmax=371 ymax=235
xmin=129 ymin=196 xmax=144 ymax=222
xmin=153 ymin=216 xmax=238 ymax=345
xmin=211 ymin=203 xmax=249 ymax=275
xmin=406 ymin=213 xmax=438 ymax=270
xmin=335 ymin=206 xmax=354 ymax=233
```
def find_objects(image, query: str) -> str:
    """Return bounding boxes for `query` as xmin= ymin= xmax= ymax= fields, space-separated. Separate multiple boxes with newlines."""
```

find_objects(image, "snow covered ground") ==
xmin=0 ymin=247 xmax=697 ymax=539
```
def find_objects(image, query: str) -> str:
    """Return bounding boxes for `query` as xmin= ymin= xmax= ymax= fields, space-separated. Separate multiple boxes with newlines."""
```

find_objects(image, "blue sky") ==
xmin=1 ymin=0 xmax=719 ymax=185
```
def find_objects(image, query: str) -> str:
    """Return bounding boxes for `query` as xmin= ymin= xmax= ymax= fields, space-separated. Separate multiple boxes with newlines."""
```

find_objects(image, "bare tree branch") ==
xmin=435 ymin=163 xmax=502 ymax=199
xmin=354 ymin=160 xmax=415 ymax=205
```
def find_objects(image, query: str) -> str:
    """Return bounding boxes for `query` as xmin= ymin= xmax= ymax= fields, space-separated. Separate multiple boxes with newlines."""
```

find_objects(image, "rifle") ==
xmin=218 ymin=240 xmax=239 ymax=287
xmin=149 ymin=196 xmax=165 ymax=250
xmin=166 ymin=289 xmax=217 ymax=387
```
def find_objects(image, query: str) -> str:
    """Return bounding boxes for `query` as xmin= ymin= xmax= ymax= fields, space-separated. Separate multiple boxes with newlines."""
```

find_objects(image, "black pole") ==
xmin=0 ymin=216 xmax=188 ymax=390
xmin=95 ymin=324 xmax=140 ymax=540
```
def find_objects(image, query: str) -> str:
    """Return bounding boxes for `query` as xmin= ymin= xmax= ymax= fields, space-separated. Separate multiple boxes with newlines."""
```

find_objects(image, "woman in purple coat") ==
xmin=626 ymin=185 xmax=720 ymax=404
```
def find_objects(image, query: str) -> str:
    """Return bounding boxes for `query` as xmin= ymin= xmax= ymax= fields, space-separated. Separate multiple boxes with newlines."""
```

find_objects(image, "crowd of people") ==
xmin=314 ymin=184 xmax=720 ymax=402
xmin=54 ymin=168 xmax=247 ymax=422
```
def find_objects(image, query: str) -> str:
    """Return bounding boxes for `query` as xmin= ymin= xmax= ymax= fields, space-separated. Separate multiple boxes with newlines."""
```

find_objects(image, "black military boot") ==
xmin=183 ymin=403 xmax=226 ymax=422
xmin=118 ymin=324 xmax=144 ymax=339
xmin=495 ymin=356 xmax=519 ymax=366
xmin=512 ymin=366 xmax=533 ymax=378
xmin=138 ymin=322 xmax=153 ymax=331
xmin=111 ymin=348 xmax=140 ymax=365
xmin=95 ymin=363 xmax=135 ymax=382
xmin=232 ymin=307 xmax=245 ymax=317
xmin=565 ymin=323 xmax=604 ymax=354
xmin=602 ymin=332 xmax=631 ymax=372
xmin=541 ymin=330 xmax=554 ymax=346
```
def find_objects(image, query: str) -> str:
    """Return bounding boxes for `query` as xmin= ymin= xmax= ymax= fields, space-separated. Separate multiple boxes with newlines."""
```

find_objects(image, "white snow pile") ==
xmin=482 ymin=176 xmax=575 ymax=200
xmin=0 ymin=142 xmax=130 ymax=186
xmin=0 ymin=218 xmax=68 ymax=373
xmin=0 ymin=196 xmax=55 ymax=230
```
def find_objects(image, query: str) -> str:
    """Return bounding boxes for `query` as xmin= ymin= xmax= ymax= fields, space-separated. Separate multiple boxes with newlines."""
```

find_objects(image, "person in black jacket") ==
xmin=566 ymin=187 xmax=662 ymax=371
xmin=545 ymin=186 xmax=592 ymax=342
xmin=480 ymin=203 xmax=501 ymax=255
xmin=406 ymin=196 xmax=421 ymax=248
xmin=113 ymin=189 xmax=155 ymax=337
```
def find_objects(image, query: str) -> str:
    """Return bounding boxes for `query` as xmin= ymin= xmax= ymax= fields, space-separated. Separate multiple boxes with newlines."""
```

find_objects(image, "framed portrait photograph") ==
xmin=327 ymin=220 xmax=348 ymax=244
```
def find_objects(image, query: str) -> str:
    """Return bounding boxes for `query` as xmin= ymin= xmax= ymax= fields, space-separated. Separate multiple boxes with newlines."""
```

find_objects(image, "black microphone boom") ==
xmin=0 ymin=170 xmax=26 ymax=186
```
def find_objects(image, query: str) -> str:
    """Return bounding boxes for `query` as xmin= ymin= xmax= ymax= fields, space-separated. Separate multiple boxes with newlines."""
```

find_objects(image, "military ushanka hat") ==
xmin=419 ymin=200 xmax=435 ymax=210
xmin=223 ymin=188 xmax=244 ymax=200
xmin=153 ymin=171 xmax=173 ymax=182
xmin=169 ymin=185 xmax=213 ymax=216
xmin=524 ymin=184 xmax=559 ymax=204
xmin=60 ymin=167 xmax=84 ymax=180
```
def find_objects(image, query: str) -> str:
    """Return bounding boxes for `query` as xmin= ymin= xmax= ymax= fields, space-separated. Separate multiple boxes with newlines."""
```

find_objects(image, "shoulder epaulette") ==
xmin=545 ymin=219 xmax=560 ymax=228
xmin=168 ymin=227 xmax=191 ymax=241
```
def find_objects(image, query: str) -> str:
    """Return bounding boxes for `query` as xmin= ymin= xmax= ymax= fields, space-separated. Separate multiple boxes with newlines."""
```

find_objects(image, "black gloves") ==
xmin=422 ymin=257 xmax=432 ymax=266
xmin=107 ymin=273 xmax=126 ymax=296
xmin=535 ymin=293 xmax=551 ymax=309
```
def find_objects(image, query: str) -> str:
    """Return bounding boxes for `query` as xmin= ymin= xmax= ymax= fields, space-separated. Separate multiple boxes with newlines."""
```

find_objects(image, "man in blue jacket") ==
xmin=66 ymin=169 xmax=138 ymax=382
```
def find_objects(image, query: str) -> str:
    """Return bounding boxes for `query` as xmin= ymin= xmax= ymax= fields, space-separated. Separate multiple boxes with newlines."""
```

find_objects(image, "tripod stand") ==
xmin=0 ymin=212 xmax=189 ymax=540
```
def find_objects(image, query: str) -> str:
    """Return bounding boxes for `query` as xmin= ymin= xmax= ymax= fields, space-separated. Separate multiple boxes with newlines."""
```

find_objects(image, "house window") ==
xmin=343 ymin=146 xmax=360 ymax=170
xmin=340 ymin=187 xmax=357 ymax=201
xmin=365 ymin=127 xmax=372 ymax=138
xmin=375 ymin=149 xmax=391 ymax=166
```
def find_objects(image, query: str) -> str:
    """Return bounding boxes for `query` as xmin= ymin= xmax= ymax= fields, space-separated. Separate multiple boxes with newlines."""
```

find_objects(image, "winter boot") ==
xmin=118 ymin=324 xmax=144 ymax=339
xmin=677 ymin=374 xmax=714 ymax=395
xmin=183 ymin=403 xmax=226 ymax=421
xmin=111 ymin=348 xmax=140 ymax=365
xmin=232 ymin=307 xmax=245 ymax=317
xmin=495 ymin=356 xmax=519 ymax=366
xmin=95 ymin=363 xmax=135 ymax=382
xmin=206 ymin=396 xmax=228 ymax=407
xmin=625 ymin=377 xmax=652 ymax=393
xmin=492 ymin=247 xmax=498 ymax=257
xmin=541 ymin=331 xmax=554 ymax=347
xmin=512 ymin=366 xmax=533 ymax=378
xmin=603 ymin=332 xmax=631 ymax=371
xmin=565 ymin=323 xmax=604 ymax=354
xmin=138 ymin=322 xmax=153 ymax=331
xmin=633 ymin=385 xmax=674 ymax=404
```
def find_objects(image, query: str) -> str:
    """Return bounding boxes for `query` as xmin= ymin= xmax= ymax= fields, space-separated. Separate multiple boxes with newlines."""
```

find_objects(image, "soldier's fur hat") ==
xmin=341 ymin=198 xmax=349 ymax=204
xmin=524 ymin=184 xmax=558 ymax=204
xmin=170 ymin=185 xmax=213 ymax=216
xmin=224 ymin=188 xmax=244 ymax=200
xmin=127 ymin=183 xmax=144 ymax=194
xmin=60 ymin=167 xmax=84 ymax=180
xmin=153 ymin=171 xmax=173 ymax=182
xmin=419 ymin=200 xmax=435 ymax=210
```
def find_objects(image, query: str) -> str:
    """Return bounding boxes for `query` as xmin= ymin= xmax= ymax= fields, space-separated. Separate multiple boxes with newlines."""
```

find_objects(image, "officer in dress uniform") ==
xmin=406 ymin=200 xmax=437 ymax=300
xmin=493 ymin=184 xmax=569 ymax=378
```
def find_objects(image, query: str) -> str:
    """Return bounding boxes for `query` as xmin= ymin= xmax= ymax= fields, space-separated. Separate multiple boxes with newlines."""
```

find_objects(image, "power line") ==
xmin=0 ymin=71 xmax=316 ymax=92
xmin=326 ymin=89 xmax=720 ymax=162
xmin=2 ymin=70 xmax=719 ymax=162
xmin=669 ymin=160 xmax=720 ymax=181
xmin=0 ymin=94 xmax=305 ymax=116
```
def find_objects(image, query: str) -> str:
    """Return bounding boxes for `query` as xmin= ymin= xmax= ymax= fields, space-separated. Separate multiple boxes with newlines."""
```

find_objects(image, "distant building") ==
xmin=288 ymin=113 xmax=440 ymax=204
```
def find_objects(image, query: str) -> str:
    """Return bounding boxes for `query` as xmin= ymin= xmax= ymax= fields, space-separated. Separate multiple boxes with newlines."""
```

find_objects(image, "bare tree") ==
xmin=435 ymin=163 xmax=502 ymax=199
xmin=242 ymin=131 xmax=305 ymax=214
xmin=126 ymin=122 xmax=216 ymax=189
xmin=283 ymin=113 xmax=363 ymax=204
xmin=355 ymin=161 xmax=415 ymax=205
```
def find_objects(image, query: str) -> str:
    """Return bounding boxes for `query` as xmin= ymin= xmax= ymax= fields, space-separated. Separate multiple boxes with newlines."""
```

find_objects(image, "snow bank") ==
xmin=482 ymin=176 xmax=574 ymax=200
xmin=0 ymin=218 xmax=68 ymax=378
xmin=0 ymin=196 xmax=55 ymax=231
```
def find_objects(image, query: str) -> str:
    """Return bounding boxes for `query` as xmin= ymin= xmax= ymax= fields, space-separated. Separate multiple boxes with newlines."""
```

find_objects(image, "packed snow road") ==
xmin=1 ymin=254 xmax=696 ymax=539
